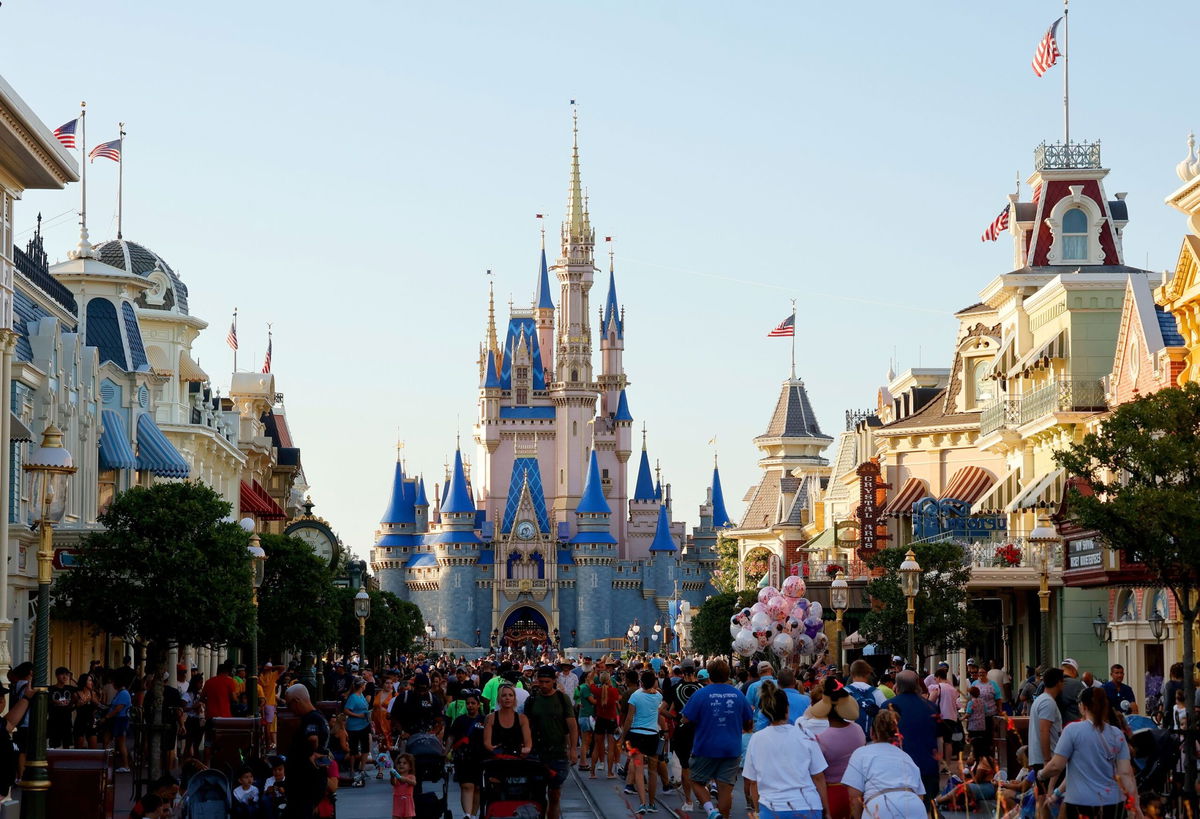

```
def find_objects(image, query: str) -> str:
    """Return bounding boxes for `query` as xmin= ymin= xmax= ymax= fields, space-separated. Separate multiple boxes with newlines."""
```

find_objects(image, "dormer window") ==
xmin=1062 ymin=208 xmax=1088 ymax=260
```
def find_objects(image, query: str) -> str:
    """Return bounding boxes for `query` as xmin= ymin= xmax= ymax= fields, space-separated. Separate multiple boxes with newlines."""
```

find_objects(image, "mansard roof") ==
xmin=759 ymin=378 xmax=830 ymax=441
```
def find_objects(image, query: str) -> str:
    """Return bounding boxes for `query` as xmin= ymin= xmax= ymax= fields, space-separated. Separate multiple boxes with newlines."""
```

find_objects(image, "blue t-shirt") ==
xmin=751 ymin=686 xmax=811 ymax=731
xmin=681 ymin=683 xmax=752 ymax=759
xmin=1053 ymin=720 xmax=1130 ymax=806
xmin=628 ymin=689 xmax=662 ymax=735
xmin=344 ymin=693 xmax=370 ymax=732
xmin=650 ymin=657 xmax=664 ymax=673
xmin=111 ymin=689 xmax=132 ymax=722
xmin=885 ymin=693 xmax=940 ymax=776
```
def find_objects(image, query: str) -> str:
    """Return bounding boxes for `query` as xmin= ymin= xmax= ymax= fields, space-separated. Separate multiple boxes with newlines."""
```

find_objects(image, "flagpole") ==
xmin=790 ymin=298 xmax=797 ymax=379
xmin=116 ymin=122 xmax=125 ymax=239
xmin=233 ymin=308 xmax=238 ymax=372
xmin=1063 ymin=0 xmax=1069 ymax=146
xmin=79 ymin=102 xmax=87 ymax=239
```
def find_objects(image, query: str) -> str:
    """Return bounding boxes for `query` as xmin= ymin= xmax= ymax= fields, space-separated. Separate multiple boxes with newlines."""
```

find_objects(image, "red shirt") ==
xmin=593 ymin=685 xmax=620 ymax=722
xmin=202 ymin=674 xmax=237 ymax=719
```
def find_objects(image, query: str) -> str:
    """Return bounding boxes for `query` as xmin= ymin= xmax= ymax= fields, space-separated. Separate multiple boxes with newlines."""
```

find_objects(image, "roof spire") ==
xmin=711 ymin=461 xmax=733 ymax=528
xmin=534 ymin=241 xmax=554 ymax=310
xmin=649 ymin=502 xmax=677 ymax=552
xmin=441 ymin=446 xmax=475 ymax=515
xmin=576 ymin=449 xmax=611 ymax=515
xmin=562 ymin=100 xmax=592 ymax=257
xmin=634 ymin=428 xmax=655 ymax=501
xmin=485 ymin=271 xmax=499 ymax=360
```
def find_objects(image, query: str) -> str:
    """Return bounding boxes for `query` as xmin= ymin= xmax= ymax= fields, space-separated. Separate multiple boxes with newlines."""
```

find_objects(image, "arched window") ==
xmin=972 ymin=359 xmax=992 ymax=406
xmin=1062 ymin=208 xmax=1088 ymax=260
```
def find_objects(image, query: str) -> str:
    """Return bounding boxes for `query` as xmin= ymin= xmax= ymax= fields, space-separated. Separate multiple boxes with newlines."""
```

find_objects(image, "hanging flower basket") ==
xmin=994 ymin=543 xmax=1022 ymax=567
xmin=826 ymin=563 xmax=843 ymax=578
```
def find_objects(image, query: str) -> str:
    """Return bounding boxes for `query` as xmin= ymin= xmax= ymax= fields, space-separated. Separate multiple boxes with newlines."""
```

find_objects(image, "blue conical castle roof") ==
xmin=711 ymin=465 xmax=732 ymax=528
xmin=535 ymin=247 xmax=554 ymax=310
xmin=381 ymin=460 xmax=416 ymax=525
xmin=415 ymin=476 xmax=429 ymax=508
xmin=601 ymin=268 xmax=623 ymax=338
xmin=633 ymin=447 xmax=655 ymax=501
xmin=614 ymin=389 xmax=633 ymax=422
xmin=654 ymin=478 xmax=663 ymax=501
xmin=649 ymin=503 xmax=677 ymax=552
xmin=483 ymin=349 xmax=501 ymax=389
xmin=577 ymin=450 xmax=611 ymax=514
xmin=441 ymin=448 xmax=475 ymax=515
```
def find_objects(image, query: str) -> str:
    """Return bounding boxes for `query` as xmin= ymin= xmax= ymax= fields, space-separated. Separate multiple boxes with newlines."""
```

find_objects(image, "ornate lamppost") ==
xmin=899 ymin=549 xmax=921 ymax=670
xmin=354 ymin=589 xmax=370 ymax=666
xmin=247 ymin=525 xmax=266 ymax=719
xmin=1028 ymin=515 xmax=1059 ymax=671
xmin=830 ymin=571 xmax=849 ymax=669
xmin=20 ymin=425 xmax=75 ymax=819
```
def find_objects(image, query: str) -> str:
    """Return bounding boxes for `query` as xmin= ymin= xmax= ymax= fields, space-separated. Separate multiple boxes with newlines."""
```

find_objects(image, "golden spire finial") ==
xmin=485 ymin=271 xmax=499 ymax=361
xmin=642 ymin=421 xmax=647 ymax=451
xmin=563 ymin=100 xmax=591 ymax=254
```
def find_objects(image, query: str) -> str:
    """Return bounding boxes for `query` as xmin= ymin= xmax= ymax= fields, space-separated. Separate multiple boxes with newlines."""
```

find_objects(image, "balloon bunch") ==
xmin=729 ymin=577 xmax=829 ymax=660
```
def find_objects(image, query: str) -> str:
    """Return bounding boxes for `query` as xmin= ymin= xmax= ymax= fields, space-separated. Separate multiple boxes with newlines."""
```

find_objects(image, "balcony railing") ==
xmin=1033 ymin=141 xmax=1101 ymax=171
xmin=1018 ymin=378 xmax=1106 ymax=426
xmin=910 ymin=531 xmax=1064 ymax=571
xmin=980 ymin=399 xmax=1020 ymax=437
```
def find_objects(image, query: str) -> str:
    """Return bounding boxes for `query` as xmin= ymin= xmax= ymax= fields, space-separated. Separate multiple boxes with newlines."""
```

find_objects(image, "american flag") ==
xmin=53 ymin=119 xmax=78 ymax=149
xmin=1032 ymin=18 xmax=1062 ymax=77
xmin=981 ymin=206 xmax=1011 ymax=242
xmin=88 ymin=139 xmax=122 ymax=163
xmin=226 ymin=312 xmax=238 ymax=351
xmin=767 ymin=313 xmax=795 ymax=338
xmin=261 ymin=334 xmax=272 ymax=373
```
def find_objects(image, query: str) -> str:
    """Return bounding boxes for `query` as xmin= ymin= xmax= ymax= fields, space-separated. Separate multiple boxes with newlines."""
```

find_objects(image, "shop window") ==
xmin=98 ymin=469 xmax=117 ymax=516
xmin=1062 ymin=209 xmax=1088 ymax=260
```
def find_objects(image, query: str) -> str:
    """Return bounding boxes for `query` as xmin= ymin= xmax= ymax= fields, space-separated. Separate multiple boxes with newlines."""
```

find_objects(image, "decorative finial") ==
xmin=606 ymin=235 xmax=614 ymax=273
xmin=485 ymin=271 xmax=499 ymax=359
xmin=68 ymin=222 xmax=95 ymax=260
xmin=642 ymin=421 xmax=647 ymax=450
xmin=536 ymin=213 xmax=545 ymax=249
xmin=396 ymin=438 xmax=404 ymax=462
xmin=1177 ymin=132 xmax=1199 ymax=182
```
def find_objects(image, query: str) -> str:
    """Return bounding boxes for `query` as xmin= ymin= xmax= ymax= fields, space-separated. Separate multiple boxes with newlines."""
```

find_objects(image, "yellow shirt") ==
xmin=260 ymin=670 xmax=280 ymax=706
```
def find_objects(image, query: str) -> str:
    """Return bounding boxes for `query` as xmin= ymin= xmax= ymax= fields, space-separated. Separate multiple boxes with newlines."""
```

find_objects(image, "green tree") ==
xmin=690 ymin=590 xmax=758 ymax=657
xmin=336 ymin=587 xmax=424 ymax=665
xmin=255 ymin=533 xmax=339 ymax=662
xmin=710 ymin=536 xmax=741 ymax=593
xmin=859 ymin=542 xmax=981 ymax=665
xmin=1054 ymin=382 xmax=1200 ymax=795
xmin=53 ymin=482 xmax=254 ymax=777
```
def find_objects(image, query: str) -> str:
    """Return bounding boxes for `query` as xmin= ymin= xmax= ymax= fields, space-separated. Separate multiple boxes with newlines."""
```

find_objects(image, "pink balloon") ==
xmin=790 ymin=603 xmax=808 ymax=621
xmin=781 ymin=576 xmax=806 ymax=599
xmin=757 ymin=586 xmax=779 ymax=605
xmin=767 ymin=595 xmax=791 ymax=621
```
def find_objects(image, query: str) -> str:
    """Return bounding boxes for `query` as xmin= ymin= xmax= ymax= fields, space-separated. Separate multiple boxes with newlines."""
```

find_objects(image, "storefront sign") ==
xmin=1067 ymin=538 xmax=1103 ymax=569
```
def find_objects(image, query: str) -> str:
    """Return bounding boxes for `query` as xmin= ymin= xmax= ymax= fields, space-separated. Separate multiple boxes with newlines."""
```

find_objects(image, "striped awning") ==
xmin=971 ymin=465 xmax=1022 ymax=515
xmin=179 ymin=352 xmax=208 ymax=382
xmin=98 ymin=410 xmax=137 ymax=471
xmin=882 ymin=477 xmax=929 ymax=517
xmin=9 ymin=413 xmax=33 ymax=443
xmin=240 ymin=480 xmax=286 ymax=521
xmin=939 ymin=466 xmax=995 ymax=504
xmin=987 ymin=338 xmax=1017 ymax=380
xmin=1009 ymin=467 xmax=1066 ymax=512
xmin=135 ymin=413 xmax=190 ymax=478
xmin=146 ymin=346 xmax=172 ymax=376
xmin=1009 ymin=330 xmax=1068 ymax=378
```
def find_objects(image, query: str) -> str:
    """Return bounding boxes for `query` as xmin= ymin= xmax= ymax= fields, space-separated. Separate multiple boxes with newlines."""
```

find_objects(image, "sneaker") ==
xmin=647 ymin=804 xmax=660 ymax=813
xmin=115 ymin=767 xmax=130 ymax=774
xmin=681 ymin=803 xmax=696 ymax=813
xmin=636 ymin=806 xmax=648 ymax=815
xmin=617 ymin=765 xmax=628 ymax=777
xmin=624 ymin=784 xmax=639 ymax=795
xmin=706 ymin=810 xmax=722 ymax=819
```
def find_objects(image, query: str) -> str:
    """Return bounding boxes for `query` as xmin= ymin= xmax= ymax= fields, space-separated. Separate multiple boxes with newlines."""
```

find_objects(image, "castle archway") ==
xmin=500 ymin=605 xmax=549 ymax=649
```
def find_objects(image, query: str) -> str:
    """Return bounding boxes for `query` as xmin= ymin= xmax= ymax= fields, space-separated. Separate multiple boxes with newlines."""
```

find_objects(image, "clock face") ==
xmin=286 ymin=521 xmax=337 ymax=566
xmin=516 ymin=521 xmax=536 ymax=541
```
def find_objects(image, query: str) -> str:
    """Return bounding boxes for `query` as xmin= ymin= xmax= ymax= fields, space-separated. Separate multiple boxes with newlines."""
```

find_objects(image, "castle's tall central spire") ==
xmin=561 ymin=104 xmax=594 ymax=263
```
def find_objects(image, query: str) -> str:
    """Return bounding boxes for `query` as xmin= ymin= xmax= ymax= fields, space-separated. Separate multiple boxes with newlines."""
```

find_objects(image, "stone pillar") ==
xmin=0 ymin=330 xmax=16 ymax=676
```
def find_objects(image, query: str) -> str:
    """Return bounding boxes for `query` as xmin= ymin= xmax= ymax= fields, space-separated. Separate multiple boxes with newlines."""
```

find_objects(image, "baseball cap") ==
xmin=535 ymin=665 xmax=557 ymax=679
xmin=412 ymin=673 xmax=430 ymax=687
xmin=697 ymin=669 xmax=710 ymax=680
xmin=756 ymin=661 xmax=773 ymax=673
xmin=680 ymin=660 xmax=696 ymax=671
xmin=966 ymin=658 xmax=978 ymax=666
xmin=1061 ymin=658 xmax=1080 ymax=672
xmin=522 ymin=664 xmax=534 ymax=672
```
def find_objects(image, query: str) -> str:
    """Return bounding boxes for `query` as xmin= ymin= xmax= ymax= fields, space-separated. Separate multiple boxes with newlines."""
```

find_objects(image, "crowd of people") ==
xmin=0 ymin=647 xmax=1183 ymax=819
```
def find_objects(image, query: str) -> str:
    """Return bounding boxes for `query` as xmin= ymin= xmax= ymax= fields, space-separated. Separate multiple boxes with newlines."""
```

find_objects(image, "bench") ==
xmin=46 ymin=748 xmax=114 ymax=819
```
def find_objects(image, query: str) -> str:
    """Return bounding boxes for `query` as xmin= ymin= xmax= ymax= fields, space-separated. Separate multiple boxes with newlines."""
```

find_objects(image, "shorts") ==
xmin=626 ymin=731 xmax=659 ymax=760
xmin=454 ymin=760 xmax=482 ymax=786
xmin=577 ymin=716 xmax=594 ymax=734
xmin=672 ymin=723 xmax=695 ymax=769
xmin=348 ymin=728 xmax=371 ymax=755
xmin=593 ymin=717 xmax=618 ymax=736
xmin=543 ymin=758 xmax=569 ymax=790
xmin=688 ymin=755 xmax=739 ymax=786
xmin=759 ymin=808 xmax=823 ymax=819
xmin=110 ymin=717 xmax=130 ymax=738
xmin=263 ymin=704 xmax=276 ymax=725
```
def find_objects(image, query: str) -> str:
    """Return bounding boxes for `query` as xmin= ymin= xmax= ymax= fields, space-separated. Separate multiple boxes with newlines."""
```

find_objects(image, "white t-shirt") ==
xmin=514 ymin=687 xmax=531 ymax=710
xmin=233 ymin=784 xmax=260 ymax=805
xmin=742 ymin=724 xmax=827 ymax=812
xmin=795 ymin=714 xmax=829 ymax=736
xmin=841 ymin=742 xmax=926 ymax=819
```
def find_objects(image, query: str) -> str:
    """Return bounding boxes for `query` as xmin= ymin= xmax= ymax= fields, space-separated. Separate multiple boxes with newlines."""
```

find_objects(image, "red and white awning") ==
xmin=881 ymin=477 xmax=929 ymax=517
xmin=939 ymin=466 xmax=996 ymax=505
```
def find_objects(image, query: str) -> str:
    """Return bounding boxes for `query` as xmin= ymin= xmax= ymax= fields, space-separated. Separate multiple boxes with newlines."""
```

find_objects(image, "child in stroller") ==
xmin=479 ymin=756 xmax=552 ymax=819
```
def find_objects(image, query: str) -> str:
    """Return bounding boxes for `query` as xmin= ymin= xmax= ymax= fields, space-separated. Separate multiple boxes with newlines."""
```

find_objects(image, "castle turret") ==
xmin=414 ymin=475 xmax=430 ymax=533
xmin=533 ymin=244 xmax=555 ymax=381
xmin=711 ymin=460 xmax=733 ymax=528
xmin=571 ymin=450 xmax=617 ymax=646
xmin=436 ymin=447 xmax=481 ymax=641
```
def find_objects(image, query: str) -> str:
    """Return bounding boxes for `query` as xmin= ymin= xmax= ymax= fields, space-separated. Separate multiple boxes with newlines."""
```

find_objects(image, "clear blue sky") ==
xmin=3 ymin=1 xmax=1195 ymax=558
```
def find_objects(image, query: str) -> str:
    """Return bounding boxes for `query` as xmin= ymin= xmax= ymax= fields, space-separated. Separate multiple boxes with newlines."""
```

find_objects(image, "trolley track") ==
xmin=569 ymin=765 xmax=684 ymax=818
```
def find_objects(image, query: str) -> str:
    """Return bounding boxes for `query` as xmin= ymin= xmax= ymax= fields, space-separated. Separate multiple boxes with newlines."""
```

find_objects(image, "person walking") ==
xmin=575 ymin=669 xmax=597 ymax=772
xmin=841 ymin=710 xmax=927 ymax=819
xmin=448 ymin=693 xmax=486 ymax=819
xmin=282 ymin=683 xmax=330 ymax=819
xmin=811 ymin=678 xmax=865 ymax=819
xmin=590 ymin=670 xmax=621 ymax=778
xmin=1036 ymin=687 xmax=1140 ymax=819
xmin=680 ymin=658 xmax=753 ymax=819
xmin=670 ymin=661 xmax=703 ymax=811
xmin=927 ymin=666 xmax=961 ymax=774
xmin=523 ymin=666 xmax=578 ymax=819
xmin=884 ymin=669 xmax=941 ymax=809
xmin=343 ymin=677 xmax=371 ymax=786
xmin=482 ymin=683 xmax=532 ymax=756
xmin=619 ymin=670 xmax=665 ymax=815
xmin=743 ymin=685 xmax=829 ymax=819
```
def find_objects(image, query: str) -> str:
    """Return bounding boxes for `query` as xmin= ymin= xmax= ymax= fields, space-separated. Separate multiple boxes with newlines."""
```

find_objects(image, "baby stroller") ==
xmin=184 ymin=768 xmax=233 ymax=819
xmin=406 ymin=732 xmax=451 ymax=819
xmin=479 ymin=756 xmax=551 ymax=819
xmin=1130 ymin=722 xmax=1179 ymax=796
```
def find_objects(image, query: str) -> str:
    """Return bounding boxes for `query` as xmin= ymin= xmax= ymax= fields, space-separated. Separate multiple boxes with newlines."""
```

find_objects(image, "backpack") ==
xmin=849 ymin=683 xmax=880 ymax=736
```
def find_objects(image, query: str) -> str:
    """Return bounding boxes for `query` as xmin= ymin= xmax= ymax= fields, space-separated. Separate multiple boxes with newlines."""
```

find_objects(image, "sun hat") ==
xmin=806 ymin=678 xmax=861 ymax=722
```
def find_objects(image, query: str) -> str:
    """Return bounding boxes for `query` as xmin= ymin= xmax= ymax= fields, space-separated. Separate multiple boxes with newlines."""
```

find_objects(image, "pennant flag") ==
xmin=1032 ymin=18 xmax=1062 ymax=77
xmin=88 ymin=139 xmax=122 ymax=163
xmin=261 ymin=334 xmax=272 ymax=373
xmin=980 ymin=206 xmax=1011 ymax=242
xmin=768 ymin=314 xmax=795 ymax=338
xmin=53 ymin=119 xmax=78 ymax=149
xmin=226 ymin=312 xmax=238 ymax=351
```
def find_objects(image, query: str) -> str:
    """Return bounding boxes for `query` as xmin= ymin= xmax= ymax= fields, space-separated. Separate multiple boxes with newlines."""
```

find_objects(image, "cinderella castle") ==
xmin=371 ymin=117 xmax=731 ymax=651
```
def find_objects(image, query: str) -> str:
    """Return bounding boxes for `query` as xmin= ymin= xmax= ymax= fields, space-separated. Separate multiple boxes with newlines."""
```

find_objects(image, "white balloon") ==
xmin=730 ymin=621 xmax=743 ymax=638
xmin=733 ymin=631 xmax=757 ymax=656
xmin=750 ymin=612 xmax=771 ymax=632
xmin=809 ymin=601 xmax=823 ymax=621
xmin=770 ymin=632 xmax=794 ymax=656
xmin=795 ymin=633 xmax=815 ymax=655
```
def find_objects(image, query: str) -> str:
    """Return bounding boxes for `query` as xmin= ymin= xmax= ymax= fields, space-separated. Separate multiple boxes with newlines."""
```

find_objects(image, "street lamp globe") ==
xmin=25 ymin=424 xmax=76 ymax=524
xmin=239 ymin=516 xmax=256 ymax=533
xmin=354 ymin=589 xmax=371 ymax=619
xmin=653 ymin=622 xmax=662 ymax=633
xmin=899 ymin=549 xmax=922 ymax=599
xmin=248 ymin=537 xmax=266 ymax=589
xmin=631 ymin=621 xmax=640 ymax=635
xmin=1092 ymin=609 xmax=1110 ymax=643
xmin=830 ymin=576 xmax=849 ymax=612
xmin=1149 ymin=608 xmax=1166 ymax=642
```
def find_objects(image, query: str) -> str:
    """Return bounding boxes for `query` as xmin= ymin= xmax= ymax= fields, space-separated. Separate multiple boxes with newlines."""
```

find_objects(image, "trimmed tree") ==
xmin=53 ymin=482 xmax=254 ymax=778
xmin=1054 ymin=382 xmax=1200 ymax=796
xmin=710 ymin=536 xmax=742 ymax=594
xmin=859 ymin=542 xmax=981 ymax=665
xmin=255 ymin=533 xmax=339 ymax=663
xmin=691 ymin=590 xmax=758 ymax=657
xmin=336 ymin=587 xmax=424 ymax=665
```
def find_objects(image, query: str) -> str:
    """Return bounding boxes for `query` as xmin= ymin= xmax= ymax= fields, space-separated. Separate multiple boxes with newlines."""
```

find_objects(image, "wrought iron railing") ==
xmin=1018 ymin=378 xmax=1106 ymax=425
xmin=845 ymin=409 xmax=875 ymax=431
xmin=1033 ymin=141 xmax=1101 ymax=171
xmin=13 ymin=245 xmax=78 ymax=313
xmin=980 ymin=399 xmax=1021 ymax=437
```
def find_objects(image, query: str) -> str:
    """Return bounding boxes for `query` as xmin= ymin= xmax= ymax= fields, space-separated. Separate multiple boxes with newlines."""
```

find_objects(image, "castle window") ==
xmin=571 ymin=369 xmax=578 ymax=382
xmin=1062 ymin=208 xmax=1088 ymax=260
